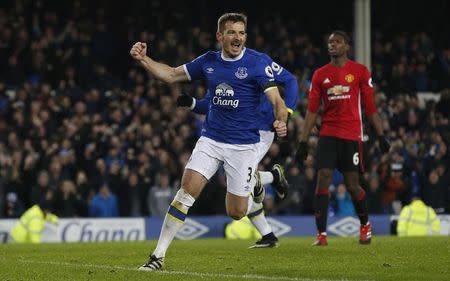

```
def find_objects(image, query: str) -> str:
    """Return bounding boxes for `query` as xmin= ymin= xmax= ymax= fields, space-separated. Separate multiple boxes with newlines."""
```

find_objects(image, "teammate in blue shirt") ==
xmin=130 ymin=13 xmax=288 ymax=271
xmin=177 ymin=58 xmax=298 ymax=248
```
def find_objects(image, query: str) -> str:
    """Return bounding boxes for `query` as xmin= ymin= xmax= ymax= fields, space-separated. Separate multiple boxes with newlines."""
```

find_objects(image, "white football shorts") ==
xmin=185 ymin=136 xmax=259 ymax=197
xmin=255 ymin=130 xmax=275 ymax=162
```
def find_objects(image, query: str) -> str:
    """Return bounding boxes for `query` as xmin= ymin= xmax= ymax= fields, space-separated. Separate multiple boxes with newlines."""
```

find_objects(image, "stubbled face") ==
xmin=217 ymin=21 xmax=246 ymax=58
xmin=328 ymin=34 xmax=349 ymax=58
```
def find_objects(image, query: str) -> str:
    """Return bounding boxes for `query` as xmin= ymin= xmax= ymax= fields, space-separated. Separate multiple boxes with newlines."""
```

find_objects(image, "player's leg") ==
xmin=226 ymin=191 xmax=279 ymax=248
xmin=152 ymin=169 xmax=207 ymax=257
xmin=340 ymin=139 xmax=371 ymax=244
xmin=139 ymin=137 xmax=220 ymax=271
xmin=252 ymin=170 xmax=265 ymax=204
xmin=222 ymin=171 xmax=277 ymax=248
xmin=312 ymin=137 xmax=338 ymax=246
xmin=256 ymin=131 xmax=288 ymax=199
xmin=343 ymin=171 xmax=371 ymax=244
xmin=247 ymin=130 xmax=279 ymax=248
xmin=226 ymin=192 xmax=253 ymax=220
xmin=139 ymin=169 xmax=206 ymax=271
xmin=223 ymin=143 xmax=260 ymax=220
xmin=313 ymin=168 xmax=333 ymax=246
xmin=247 ymin=202 xmax=279 ymax=248
xmin=258 ymin=164 xmax=289 ymax=198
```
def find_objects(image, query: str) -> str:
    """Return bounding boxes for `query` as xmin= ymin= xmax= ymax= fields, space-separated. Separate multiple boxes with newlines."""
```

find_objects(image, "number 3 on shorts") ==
xmin=247 ymin=167 xmax=252 ymax=183
xmin=353 ymin=152 xmax=359 ymax=166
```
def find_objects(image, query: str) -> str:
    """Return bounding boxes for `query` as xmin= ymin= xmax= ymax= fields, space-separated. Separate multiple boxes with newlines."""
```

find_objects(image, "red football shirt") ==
xmin=308 ymin=60 xmax=377 ymax=141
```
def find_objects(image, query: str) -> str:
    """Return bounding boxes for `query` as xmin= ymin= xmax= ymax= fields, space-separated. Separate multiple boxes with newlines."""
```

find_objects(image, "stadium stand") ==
xmin=0 ymin=0 xmax=449 ymax=218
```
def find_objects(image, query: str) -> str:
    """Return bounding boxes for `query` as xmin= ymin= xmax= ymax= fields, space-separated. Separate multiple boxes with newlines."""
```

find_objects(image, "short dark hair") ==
xmin=330 ymin=30 xmax=351 ymax=45
xmin=217 ymin=13 xmax=247 ymax=33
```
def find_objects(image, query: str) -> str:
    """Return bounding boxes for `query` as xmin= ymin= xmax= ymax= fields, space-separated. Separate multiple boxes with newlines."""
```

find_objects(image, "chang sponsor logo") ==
xmin=60 ymin=219 xmax=144 ymax=242
xmin=213 ymin=83 xmax=239 ymax=108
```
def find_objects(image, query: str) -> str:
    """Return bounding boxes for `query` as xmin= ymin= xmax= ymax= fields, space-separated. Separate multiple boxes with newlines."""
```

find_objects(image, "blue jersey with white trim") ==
xmin=193 ymin=55 xmax=298 ymax=131
xmin=184 ymin=48 xmax=276 ymax=144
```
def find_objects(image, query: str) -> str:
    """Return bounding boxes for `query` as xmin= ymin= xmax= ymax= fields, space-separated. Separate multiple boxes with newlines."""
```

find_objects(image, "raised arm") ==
xmin=130 ymin=42 xmax=188 ymax=84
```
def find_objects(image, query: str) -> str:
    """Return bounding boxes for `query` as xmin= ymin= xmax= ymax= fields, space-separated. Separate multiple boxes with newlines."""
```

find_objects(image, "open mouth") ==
xmin=231 ymin=42 xmax=241 ymax=50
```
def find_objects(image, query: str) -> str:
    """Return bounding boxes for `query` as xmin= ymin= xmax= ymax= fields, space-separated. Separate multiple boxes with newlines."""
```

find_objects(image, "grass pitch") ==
xmin=1 ymin=236 xmax=449 ymax=281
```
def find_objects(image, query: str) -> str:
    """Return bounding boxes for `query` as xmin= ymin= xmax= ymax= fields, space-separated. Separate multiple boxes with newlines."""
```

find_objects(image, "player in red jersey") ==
xmin=295 ymin=31 xmax=390 ymax=246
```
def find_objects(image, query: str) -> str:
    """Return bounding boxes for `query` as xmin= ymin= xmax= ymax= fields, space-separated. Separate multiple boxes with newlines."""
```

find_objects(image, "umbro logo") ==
xmin=323 ymin=78 xmax=331 ymax=84
xmin=328 ymin=217 xmax=360 ymax=237
xmin=206 ymin=67 xmax=214 ymax=74
xmin=175 ymin=218 xmax=209 ymax=240
xmin=267 ymin=218 xmax=291 ymax=237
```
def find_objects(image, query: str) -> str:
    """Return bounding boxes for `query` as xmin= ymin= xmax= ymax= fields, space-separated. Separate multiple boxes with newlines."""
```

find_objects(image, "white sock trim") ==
xmin=259 ymin=171 xmax=274 ymax=185
xmin=174 ymin=188 xmax=195 ymax=208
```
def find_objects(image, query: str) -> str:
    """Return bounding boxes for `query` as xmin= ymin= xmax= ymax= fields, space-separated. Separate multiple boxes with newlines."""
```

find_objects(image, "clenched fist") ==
xmin=273 ymin=120 xmax=287 ymax=137
xmin=130 ymin=42 xmax=147 ymax=61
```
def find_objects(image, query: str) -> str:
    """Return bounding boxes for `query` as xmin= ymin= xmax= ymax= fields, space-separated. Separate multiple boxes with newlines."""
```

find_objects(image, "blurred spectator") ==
xmin=54 ymin=180 xmax=87 ymax=217
xmin=48 ymin=159 xmax=63 ymax=191
xmin=9 ymin=200 xmax=58 ymax=243
xmin=119 ymin=172 xmax=145 ymax=217
xmin=333 ymin=184 xmax=356 ymax=216
xmin=106 ymin=161 xmax=124 ymax=196
xmin=381 ymin=163 xmax=411 ymax=214
xmin=147 ymin=172 xmax=176 ymax=217
xmin=75 ymin=170 xmax=95 ymax=203
xmin=300 ymin=167 xmax=317 ymax=214
xmin=30 ymin=170 xmax=50 ymax=205
xmin=397 ymin=196 xmax=440 ymax=236
xmin=422 ymin=169 xmax=448 ymax=214
xmin=4 ymin=192 xmax=24 ymax=218
xmin=89 ymin=183 xmax=118 ymax=217
xmin=365 ymin=175 xmax=384 ymax=214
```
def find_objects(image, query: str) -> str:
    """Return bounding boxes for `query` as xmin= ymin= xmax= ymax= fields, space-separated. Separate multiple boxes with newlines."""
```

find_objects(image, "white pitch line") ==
xmin=13 ymin=259 xmax=372 ymax=281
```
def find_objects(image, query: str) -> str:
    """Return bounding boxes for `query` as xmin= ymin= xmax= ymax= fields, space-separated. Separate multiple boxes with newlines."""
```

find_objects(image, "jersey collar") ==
xmin=221 ymin=47 xmax=246 ymax=61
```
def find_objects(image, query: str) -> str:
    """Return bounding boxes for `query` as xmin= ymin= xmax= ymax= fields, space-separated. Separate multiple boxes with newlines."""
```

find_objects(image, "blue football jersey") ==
xmin=193 ymin=55 xmax=298 ymax=132
xmin=184 ymin=48 xmax=276 ymax=144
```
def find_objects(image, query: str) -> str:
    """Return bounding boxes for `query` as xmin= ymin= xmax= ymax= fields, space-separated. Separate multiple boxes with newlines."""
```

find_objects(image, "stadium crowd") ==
xmin=1 ymin=1 xmax=449 ymax=219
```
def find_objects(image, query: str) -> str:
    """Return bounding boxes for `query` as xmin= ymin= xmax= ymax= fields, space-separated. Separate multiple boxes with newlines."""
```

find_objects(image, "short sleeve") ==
xmin=184 ymin=53 xmax=208 ymax=81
